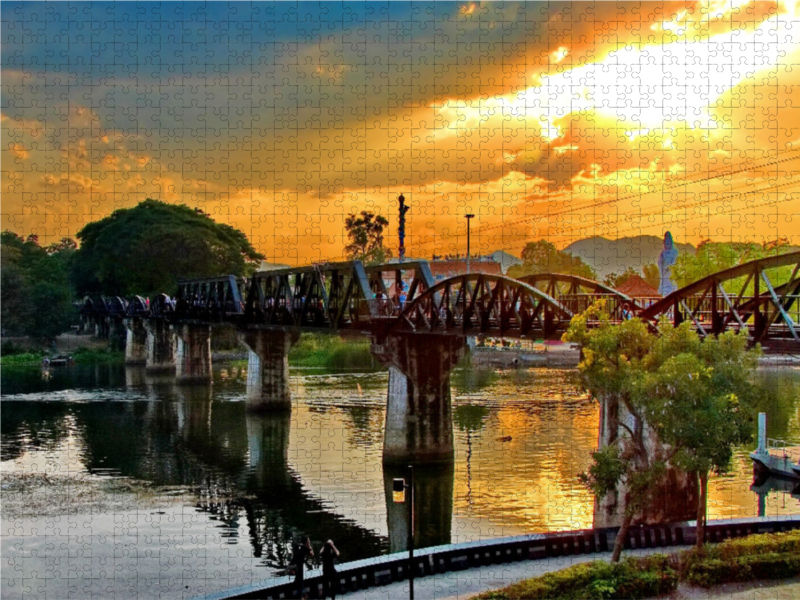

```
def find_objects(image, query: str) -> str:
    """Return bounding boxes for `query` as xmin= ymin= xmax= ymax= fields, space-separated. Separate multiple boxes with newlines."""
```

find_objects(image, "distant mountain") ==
xmin=562 ymin=235 xmax=696 ymax=280
xmin=258 ymin=261 xmax=290 ymax=271
xmin=490 ymin=250 xmax=522 ymax=274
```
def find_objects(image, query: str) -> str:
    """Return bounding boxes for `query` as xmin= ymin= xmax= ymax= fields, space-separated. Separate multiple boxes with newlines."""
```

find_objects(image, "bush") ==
xmin=288 ymin=334 xmax=383 ymax=371
xmin=1 ymin=341 xmax=28 ymax=356
xmin=475 ymin=555 xmax=678 ymax=600
xmin=477 ymin=531 xmax=800 ymax=599
xmin=71 ymin=347 xmax=124 ymax=364
xmin=0 ymin=351 xmax=46 ymax=366
xmin=682 ymin=530 xmax=800 ymax=587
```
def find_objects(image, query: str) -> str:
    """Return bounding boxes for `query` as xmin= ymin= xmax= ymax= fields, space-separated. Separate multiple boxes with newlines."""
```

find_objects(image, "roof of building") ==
xmin=615 ymin=274 xmax=660 ymax=298
xmin=429 ymin=258 xmax=502 ymax=279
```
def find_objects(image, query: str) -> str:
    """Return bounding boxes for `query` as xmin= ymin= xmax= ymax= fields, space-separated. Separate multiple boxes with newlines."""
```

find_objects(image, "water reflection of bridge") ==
xmin=66 ymin=380 xmax=452 ymax=566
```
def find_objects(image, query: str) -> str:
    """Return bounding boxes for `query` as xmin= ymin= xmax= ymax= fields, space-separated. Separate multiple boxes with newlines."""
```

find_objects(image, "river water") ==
xmin=2 ymin=363 xmax=799 ymax=599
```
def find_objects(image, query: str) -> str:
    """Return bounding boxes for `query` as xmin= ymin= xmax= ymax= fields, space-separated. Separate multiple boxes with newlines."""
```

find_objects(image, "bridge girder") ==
xmin=639 ymin=251 xmax=800 ymax=344
xmin=518 ymin=272 xmax=641 ymax=320
xmin=392 ymin=273 xmax=572 ymax=338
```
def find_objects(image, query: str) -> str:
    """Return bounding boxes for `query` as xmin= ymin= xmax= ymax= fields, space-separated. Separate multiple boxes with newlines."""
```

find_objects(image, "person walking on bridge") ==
xmin=292 ymin=536 xmax=314 ymax=599
xmin=320 ymin=539 xmax=340 ymax=599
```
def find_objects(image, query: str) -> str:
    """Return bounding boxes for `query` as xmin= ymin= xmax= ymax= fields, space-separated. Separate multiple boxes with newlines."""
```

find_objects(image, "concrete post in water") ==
xmin=238 ymin=330 xmax=300 ymax=411
xmin=757 ymin=412 xmax=767 ymax=454
xmin=108 ymin=317 xmax=127 ymax=350
xmin=143 ymin=319 xmax=176 ymax=372
xmin=384 ymin=464 xmax=454 ymax=554
xmin=123 ymin=318 xmax=148 ymax=364
xmin=371 ymin=333 xmax=467 ymax=464
xmin=173 ymin=323 xmax=212 ymax=384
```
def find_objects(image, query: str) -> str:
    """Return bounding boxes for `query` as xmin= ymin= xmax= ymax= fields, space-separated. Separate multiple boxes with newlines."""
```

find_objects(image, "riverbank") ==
xmin=334 ymin=559 xmax=800 ymax=600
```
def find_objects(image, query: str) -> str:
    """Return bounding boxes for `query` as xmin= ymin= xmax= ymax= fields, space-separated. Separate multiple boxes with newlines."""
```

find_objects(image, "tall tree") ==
xmin=344 ymin=211 xmax=392 ymax=265
xmin=508 ymin=240 xmax=596 ymax=280
xmin=71 ymin=199 xmax=264 ymax=297
xmin=603 ymin=266 xmax=641 ymax=289
xmin=565 ymin=307 xmax=760 ymax=560
xmin=671 ymin=239 xmax=795 ymax=290
xmin=1 ymin=231 xmax=76 ymax=341
xmin=642 ymin=263 xmax=660 ymax=289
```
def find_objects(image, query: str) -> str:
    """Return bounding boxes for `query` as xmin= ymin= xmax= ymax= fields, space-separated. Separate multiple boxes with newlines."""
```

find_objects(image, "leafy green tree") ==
xmin=507 ymin=240 xmax=596 ymax=280
xmin=603 ymin=266 xmax=642 ymax=289
xmin=637 ymin=329 xmax=760 ymax=549
xmin=643 ymin=263 xmax=660 ymax=289
xmin=565 ymin=306 xmax=760 ymax=560
xmin=71 ymin=199 xmax=264 ymax=297
xmin=1 ymin=231 xmax=77 ymax=341
xmin=671 ymin=238 xmax=795 ymax=291
xmin=344 ymin=211 xmax=392 ymax=265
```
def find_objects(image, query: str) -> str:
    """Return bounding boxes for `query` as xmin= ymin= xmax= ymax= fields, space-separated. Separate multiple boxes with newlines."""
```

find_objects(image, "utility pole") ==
xmin=465 ymin=214 xmax=475 ymax=274
xmin=398 ymin=194 xmax=411 ymax=262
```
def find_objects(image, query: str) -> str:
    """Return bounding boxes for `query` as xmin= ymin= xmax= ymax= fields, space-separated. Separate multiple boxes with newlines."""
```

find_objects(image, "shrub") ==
xmin=0 ymin=351 xmax=46 ymax=366
xmin=684 ymin=551 xmax=800 ymax=587
xmin=0 ymin=341 xmax=28 ymax=356
xmin=682 ymin=530 xmax=800 ymax=587
xmin=71 ymin=347 xmax=124 ymax=364
xmin=475 ymin=555 xmax=677 ymax=600
xmin=288 ymin=333 xmax=383 ymax=371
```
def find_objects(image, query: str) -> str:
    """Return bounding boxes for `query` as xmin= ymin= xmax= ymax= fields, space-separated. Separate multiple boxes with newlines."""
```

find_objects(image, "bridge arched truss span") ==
xmin=125 ymin=295 xmax=149 ymax=317
xmin=518 ymin=273 xmax=641 ymax=320
xmin=640 ymin=251 xmax=800 ymax=345
xmin=394 ymin=274 xmax=572 ymax=338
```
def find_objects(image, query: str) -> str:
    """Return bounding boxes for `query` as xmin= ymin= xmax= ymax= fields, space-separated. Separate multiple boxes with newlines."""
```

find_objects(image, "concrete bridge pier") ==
xmin=372 ymin=334 xmax=467 ymax=465
xmin=123 ymin=318 xmax=148 ymax=364
xmin=108 ymin=317 xmax=127 ymax=350
xmin=173 ymin=324 xmax=212 ymax=384
xmin=238 ymin=330 xmax=300 ymax=411
xmin=143 ymin=319 xmax=176 ymax=372
xmin=94 ymin=316 xmax=109 ymax=339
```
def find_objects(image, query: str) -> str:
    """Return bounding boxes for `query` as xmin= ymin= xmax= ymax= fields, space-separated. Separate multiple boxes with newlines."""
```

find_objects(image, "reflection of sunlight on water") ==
xmin=2 ymin=364 xmax=799 ymax=551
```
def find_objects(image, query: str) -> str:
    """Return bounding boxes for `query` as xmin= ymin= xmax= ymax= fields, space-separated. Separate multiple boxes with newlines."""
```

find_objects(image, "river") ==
xmin=2 ymin=363 xmax=799 ymax=599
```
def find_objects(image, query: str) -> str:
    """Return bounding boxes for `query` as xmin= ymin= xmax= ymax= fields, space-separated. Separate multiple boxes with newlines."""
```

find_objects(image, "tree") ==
xmin=71 ymin=199 xmax=264 ymax=297
xmin=564 ymin=306 xmax=760 ymax=560
xmin=603 ymin=266 xmax=641 ymax=289
xmin=642 ymin=263 xmax=660 ymax=289
xmin=507 ymin=240 xmax=596 ymax=280
xmin=671 ymin=239 xmax=795 ymax=290
xmin=344 ymin=211 xmax=392 ymax=265
xmin=1 ymin=231 xmax=77 ymax=341
xmin=637 ymin=329 xmax=760 ymax=549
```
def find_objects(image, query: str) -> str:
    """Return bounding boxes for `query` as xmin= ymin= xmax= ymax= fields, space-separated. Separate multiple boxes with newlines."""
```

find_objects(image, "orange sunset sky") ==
xmin=2 ymin=1 xmax=800 ymax=265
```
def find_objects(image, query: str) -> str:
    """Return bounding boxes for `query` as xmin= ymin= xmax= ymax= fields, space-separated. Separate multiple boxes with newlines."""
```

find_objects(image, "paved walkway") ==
xmin=340 ymin=545 xmax=686 ymax=599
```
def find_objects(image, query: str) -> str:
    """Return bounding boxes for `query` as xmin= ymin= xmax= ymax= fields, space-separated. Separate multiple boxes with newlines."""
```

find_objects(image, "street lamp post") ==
xmin=392 ymin=466 xmax=415 ymax=600
xmin=465 ymin=214 xmax=475 ymax=274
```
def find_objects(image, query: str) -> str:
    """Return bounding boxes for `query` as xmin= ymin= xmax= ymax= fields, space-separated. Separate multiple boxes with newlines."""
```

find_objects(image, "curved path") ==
xmin=206 ymin=515 xmax=800 ymax=600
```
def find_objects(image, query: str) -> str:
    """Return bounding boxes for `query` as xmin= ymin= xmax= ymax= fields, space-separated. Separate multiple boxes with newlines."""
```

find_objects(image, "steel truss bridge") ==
xmin=81 ymin=251 xmax=800 ymax=351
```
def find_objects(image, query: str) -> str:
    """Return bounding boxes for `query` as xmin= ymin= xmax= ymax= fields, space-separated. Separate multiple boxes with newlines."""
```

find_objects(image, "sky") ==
xmin=2 ymin=0 xmax=800 ymax=265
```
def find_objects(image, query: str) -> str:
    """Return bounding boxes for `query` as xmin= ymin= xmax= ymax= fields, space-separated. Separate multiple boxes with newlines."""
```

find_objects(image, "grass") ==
xmin=71 ymin=347 xmax=124 ymax=364
xmin=681 ymin=530 xmax=800 ymax=587
xmin=288 ymin=334 xmax=384 ymax=371
xmin=476 ymin=530 xmax=800 ymax=600
xmin=477 ymin=554 xmax=678 ymax=600
xmin=0 ymin=351 xmax=47 ymax=366
xmin=0 ymin=346 xmax=124 ymax=366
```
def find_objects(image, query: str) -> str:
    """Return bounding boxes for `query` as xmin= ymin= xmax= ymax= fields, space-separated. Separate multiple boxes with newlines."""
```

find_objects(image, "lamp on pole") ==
xmin=392 ymin=466 xmax=415 ymax=600
xmin=465 ymin=214 xmax=475 ymax=274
